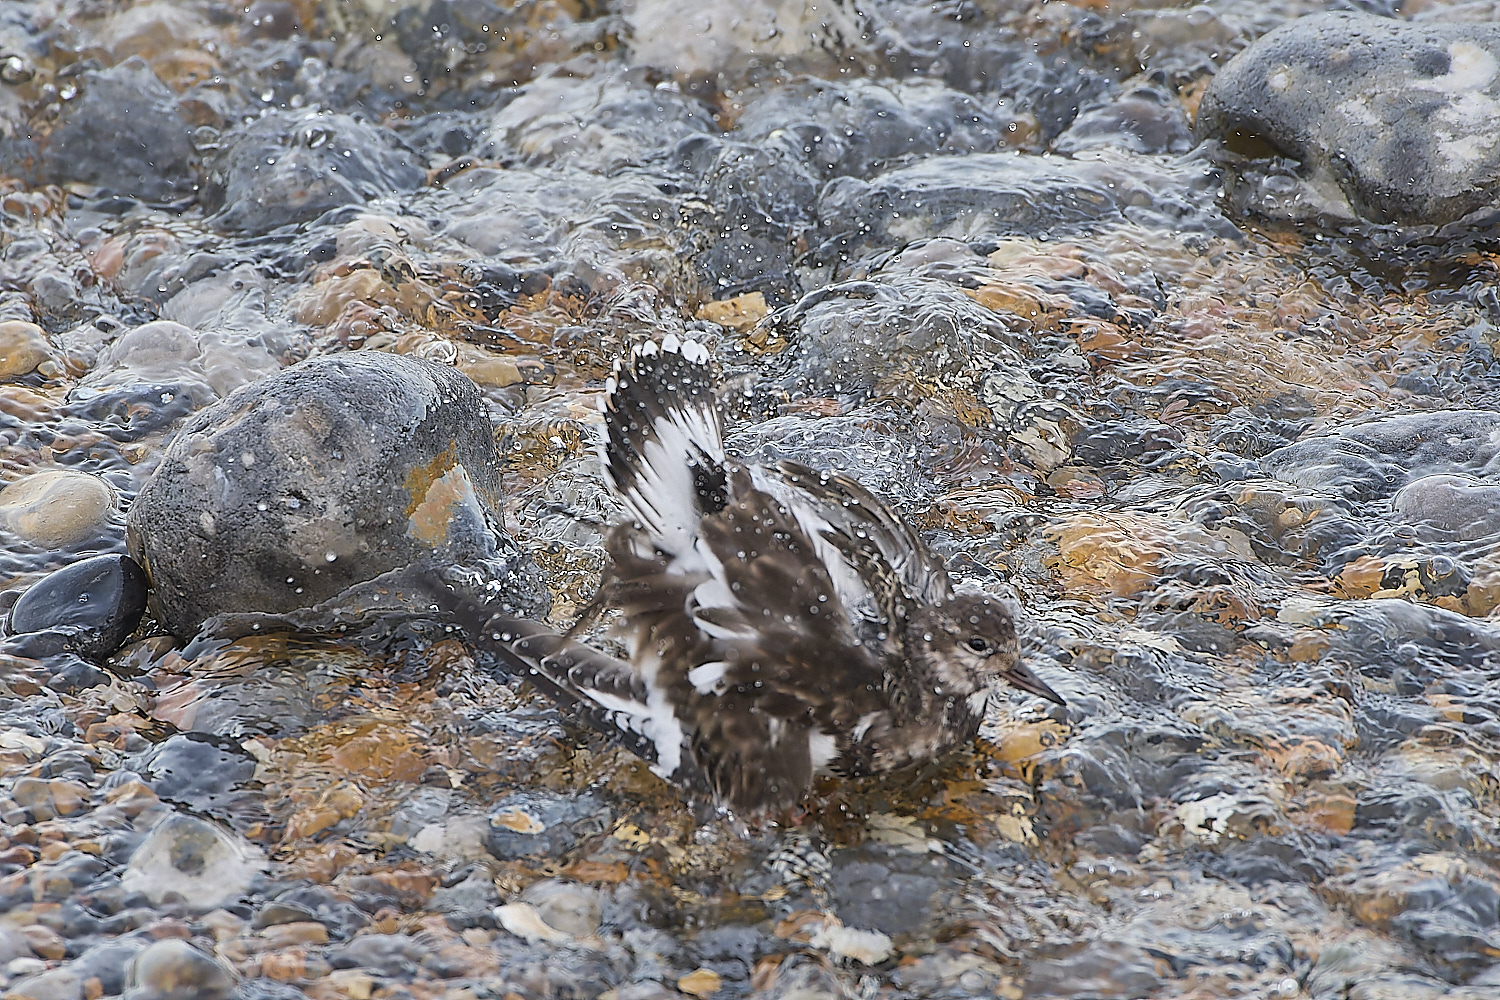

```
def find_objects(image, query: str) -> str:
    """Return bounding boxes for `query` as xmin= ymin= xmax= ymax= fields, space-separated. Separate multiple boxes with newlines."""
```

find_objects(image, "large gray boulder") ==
xmin=1197 ymin=12 xmax=1500 ymax=227
xmin=128 ymin=351 xmax=546 ymax=638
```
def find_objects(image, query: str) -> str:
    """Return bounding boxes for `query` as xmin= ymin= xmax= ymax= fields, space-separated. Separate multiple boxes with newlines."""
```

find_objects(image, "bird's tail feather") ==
xmin=419 ymin=570 xmax=702 ymax=788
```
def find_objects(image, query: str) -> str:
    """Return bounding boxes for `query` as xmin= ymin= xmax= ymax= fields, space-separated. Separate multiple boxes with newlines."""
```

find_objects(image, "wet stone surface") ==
xmin=0 ymin=2 xmax=1498 ymax=999
xmin=4 ymin=553 xmax=147 ymax=660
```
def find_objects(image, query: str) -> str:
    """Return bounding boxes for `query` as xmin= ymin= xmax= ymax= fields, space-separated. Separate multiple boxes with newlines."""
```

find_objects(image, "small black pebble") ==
xmin=8 ymin=554 xmax=148 ymax=660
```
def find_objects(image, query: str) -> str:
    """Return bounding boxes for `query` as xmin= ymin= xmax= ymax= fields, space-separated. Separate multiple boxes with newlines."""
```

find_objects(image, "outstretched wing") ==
xmin=595 ymin=464 xmax=895 ymax=811
xmin=602 ymin=335 xmax=726 ymax=559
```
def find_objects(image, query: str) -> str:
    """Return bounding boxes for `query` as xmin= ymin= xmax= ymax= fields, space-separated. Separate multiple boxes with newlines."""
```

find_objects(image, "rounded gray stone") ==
xmin=1198 ymin=12 xmax=1500 ymax=227
xmin=0 ymin=57 xmax=197 ymax=203
xmin=127 ymin=351 xmax=544 ymax=638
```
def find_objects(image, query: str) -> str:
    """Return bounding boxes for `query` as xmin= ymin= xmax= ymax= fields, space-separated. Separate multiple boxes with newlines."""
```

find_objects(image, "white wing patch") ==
xmin=808 ymin=731 xmax=839 ymax=773
xmin=852 ymin=711 xmax=882 ymax=743
xmin=614 ymin=415 xmax=715 ymax=558
xmin=750 ymin=466 xmax=874 ymax=624
xmin=687 ymin=660 xmax=729 ymax=695
xmin=603 ymin=338 xmax=724 ymax=562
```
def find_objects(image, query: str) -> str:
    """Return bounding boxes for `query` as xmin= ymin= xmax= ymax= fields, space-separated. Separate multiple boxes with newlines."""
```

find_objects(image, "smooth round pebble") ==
xmin=8 ymin=553 xmax=148 ymax=659
xmin=326 ymin=933 xmax=429 ymax=977
xmin=0 ymin=320 xmax=55 ymax=378
xmin=125 ymin=939 xmax=236 ymax=1000
xmin=4 ymin=967 xmax=82 ymax=1000
xmin=0 ymin=470 xmax=118 ymax=549
xmin=121 ymin=813 xmax=267 ymax=912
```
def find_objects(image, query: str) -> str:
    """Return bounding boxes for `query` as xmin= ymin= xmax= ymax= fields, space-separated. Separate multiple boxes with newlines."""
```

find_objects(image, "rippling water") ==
xmin=1 ymin=2 xmax=1499 ymax=998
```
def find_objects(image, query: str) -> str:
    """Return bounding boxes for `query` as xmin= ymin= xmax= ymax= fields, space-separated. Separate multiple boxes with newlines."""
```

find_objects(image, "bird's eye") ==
xmin=965 ymin=637 xmax=991 ymax=654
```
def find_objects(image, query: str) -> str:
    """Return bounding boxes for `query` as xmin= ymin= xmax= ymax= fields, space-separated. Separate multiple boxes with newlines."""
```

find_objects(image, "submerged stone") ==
xmin=1262 ymin=409 xmax=1500 ymax=502
xmin=66 ymin=319 xmax=283 ymax=441
xmin=121 ymin=813 xmax=267 ymax=912
xmin=0 ymin=320 xmax=56 ymax=378
xmin=485 ymin=790 xmax=611 ymax=860
xmin=125 ymin=939 xmax=236 ymax=1000
xmin=127 ymin=733 xmax=259 ymax=819
xmin=0 ymin=470 xmax=118 ymax=550
xmin=1391 ymin=474 xmax=1500 ymax=542
xmin=127 ymin=352 xmax=546 ymax=638
xmin=1055 ymin=79 xmax=1195 ymax=156
xmin=4 ymin=57 xmax=196 ymax=203
xmin=203 ymin=110 xmax=425 ymax=235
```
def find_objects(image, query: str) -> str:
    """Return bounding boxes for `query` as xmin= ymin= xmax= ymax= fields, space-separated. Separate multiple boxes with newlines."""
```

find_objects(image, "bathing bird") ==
xmin=427 ymin=335 xmax=1065 ymax=814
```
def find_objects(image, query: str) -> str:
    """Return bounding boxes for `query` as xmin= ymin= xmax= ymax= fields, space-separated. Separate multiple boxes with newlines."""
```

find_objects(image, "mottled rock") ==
xmin=0 ymin=471 xmax=118 ymax=549
xmin=203 ymin=110 xmax=425 ymax=235
xmin=1198 ymin=12 xmax=1500 ymax=227
xmin=831 ymin=850 xmax=948 ymax=937
xmin=124 ymin=939 xmax=235 ymax=1000
xmin=0 ymin=321 xmax=55 ymax=378
xmin=756 ymin=275 xmax=1029 ymax=405
xmin=485 ymin=790 xmax=610 ymax=860
xmin=7 ymin=554 xmax=148 ymax=659
xmin=121 ymin=814 xmax=267 ymax=912
xmin=127 ymin=352 xmax=546 ymax=638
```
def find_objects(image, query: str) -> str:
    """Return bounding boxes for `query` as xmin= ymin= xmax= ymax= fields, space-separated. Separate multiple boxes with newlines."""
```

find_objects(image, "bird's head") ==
xmin=914 ymin=593 xmax=1066 ymax=706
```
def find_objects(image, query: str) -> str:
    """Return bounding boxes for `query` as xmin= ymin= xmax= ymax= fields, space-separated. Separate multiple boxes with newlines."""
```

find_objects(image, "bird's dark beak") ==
xmin=1000 ymin=659 xmax=1067 ymax=705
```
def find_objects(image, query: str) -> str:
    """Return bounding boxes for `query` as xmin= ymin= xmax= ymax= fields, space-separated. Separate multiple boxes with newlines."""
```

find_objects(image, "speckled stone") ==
xmin=1198 ymin=12 xmax=1500 ymax=226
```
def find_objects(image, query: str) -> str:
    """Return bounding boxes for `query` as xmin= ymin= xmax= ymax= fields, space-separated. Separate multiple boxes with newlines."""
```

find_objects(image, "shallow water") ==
xmin=2 ymin=1 xmax=1500 ymax=998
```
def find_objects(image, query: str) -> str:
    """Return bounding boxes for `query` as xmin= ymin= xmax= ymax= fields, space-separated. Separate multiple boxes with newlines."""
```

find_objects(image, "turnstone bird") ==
xmin=429 ymin=336 xmax=1065 ymax=814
